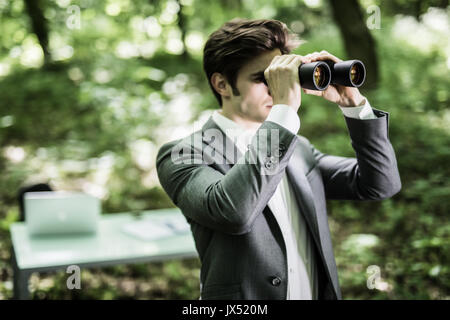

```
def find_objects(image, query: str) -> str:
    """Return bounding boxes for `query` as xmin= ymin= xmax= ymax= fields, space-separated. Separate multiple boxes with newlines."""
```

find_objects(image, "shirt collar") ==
xmin=211 ymin=110 xmax=259 ymax=154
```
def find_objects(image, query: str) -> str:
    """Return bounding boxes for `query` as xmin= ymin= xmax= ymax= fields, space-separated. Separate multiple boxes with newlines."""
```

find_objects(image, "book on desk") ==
xmin=121 ymin=214 xmax=191 ymax=241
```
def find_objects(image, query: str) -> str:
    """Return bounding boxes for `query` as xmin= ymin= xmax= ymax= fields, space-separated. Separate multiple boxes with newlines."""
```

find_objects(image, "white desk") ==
xmin=10 ymin=208 xmax=198 ymax=299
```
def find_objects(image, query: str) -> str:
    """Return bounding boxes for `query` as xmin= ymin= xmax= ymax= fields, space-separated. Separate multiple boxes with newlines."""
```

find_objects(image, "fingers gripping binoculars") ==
xmin=298 ymin=60 xmax=366 ymax=90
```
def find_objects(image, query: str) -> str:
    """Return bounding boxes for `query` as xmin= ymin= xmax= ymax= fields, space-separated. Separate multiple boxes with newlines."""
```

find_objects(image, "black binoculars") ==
xmin=298 ymin=59 xmax=366 ymax=91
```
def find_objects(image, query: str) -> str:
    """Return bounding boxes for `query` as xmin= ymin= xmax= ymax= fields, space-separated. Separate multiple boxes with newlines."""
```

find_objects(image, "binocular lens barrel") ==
xmin=298 ymin=59 xmax=366 ymax=91
xmin=327 ymin=59 xmax=366 ymax=88
xmin=298 ymin=61 xmax=331 ymax=91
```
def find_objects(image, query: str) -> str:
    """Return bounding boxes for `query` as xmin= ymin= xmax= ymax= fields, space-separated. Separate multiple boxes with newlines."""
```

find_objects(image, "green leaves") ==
xmin=0 ymin=0 xmax=448 ymax=300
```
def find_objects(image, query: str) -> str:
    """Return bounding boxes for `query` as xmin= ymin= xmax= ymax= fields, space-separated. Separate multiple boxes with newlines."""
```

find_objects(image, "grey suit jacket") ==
xmin=156 ymin=108 xmax=401 ymax=300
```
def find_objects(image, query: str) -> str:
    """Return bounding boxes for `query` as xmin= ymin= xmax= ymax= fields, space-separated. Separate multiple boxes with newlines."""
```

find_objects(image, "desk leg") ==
xmin=12 ymin=250 xmax=31 ymax=300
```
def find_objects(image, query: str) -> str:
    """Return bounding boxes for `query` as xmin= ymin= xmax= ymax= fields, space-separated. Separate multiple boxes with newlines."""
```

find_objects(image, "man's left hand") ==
xmin=302 ymin=50 xmax=366 ymax=108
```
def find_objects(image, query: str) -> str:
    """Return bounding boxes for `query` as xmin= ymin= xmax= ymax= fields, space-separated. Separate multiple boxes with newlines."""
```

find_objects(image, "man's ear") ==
xmin=211 ymin=73 xmax=232 ymax=99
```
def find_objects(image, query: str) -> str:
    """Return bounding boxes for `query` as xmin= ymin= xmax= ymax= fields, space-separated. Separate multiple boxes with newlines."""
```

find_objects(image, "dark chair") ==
xmin=13 ymin=182 xmax=54 ymax=299
xmin=17 ymin=183 xmax=53 ymax=222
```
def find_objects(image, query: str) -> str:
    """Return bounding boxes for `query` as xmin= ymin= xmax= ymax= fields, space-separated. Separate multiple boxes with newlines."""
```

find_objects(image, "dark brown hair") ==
xmin=203 ymin=18 xmax=301 ymax=106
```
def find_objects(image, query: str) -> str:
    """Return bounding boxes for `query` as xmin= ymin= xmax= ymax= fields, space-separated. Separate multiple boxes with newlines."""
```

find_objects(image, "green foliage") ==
xmin=0 ymin=0 xmax=448 ymax=300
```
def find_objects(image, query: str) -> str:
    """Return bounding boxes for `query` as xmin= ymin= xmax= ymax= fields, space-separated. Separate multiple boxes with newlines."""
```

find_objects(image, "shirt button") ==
xmin=265 ymin=161 xmax=274 ymax=170
xmin=271 ymin=276 xmax=282 ymax=286
xmin=289 ymin=268 xmax=293 ymax=273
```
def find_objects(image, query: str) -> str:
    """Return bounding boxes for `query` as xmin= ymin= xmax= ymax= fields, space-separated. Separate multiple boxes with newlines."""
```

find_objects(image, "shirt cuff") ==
xmin=266 ymin=104 xmax=301 ymax=134
xmin=339 ymin=97 xmax=377 ymax=120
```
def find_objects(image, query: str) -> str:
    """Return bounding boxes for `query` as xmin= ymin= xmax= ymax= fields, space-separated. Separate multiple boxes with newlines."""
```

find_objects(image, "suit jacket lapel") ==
xmin=285 ymin=146 xmax=323 ymax=258
xmin=286 ymin=147 xmax=339 ymax=298
xmin=201 ymin=117 xmax=242 ymax=173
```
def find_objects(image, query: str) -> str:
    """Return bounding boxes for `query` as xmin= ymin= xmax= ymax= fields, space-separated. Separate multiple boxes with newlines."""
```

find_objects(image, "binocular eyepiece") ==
xmin=298 ymin=59 xmax=366 ymax=91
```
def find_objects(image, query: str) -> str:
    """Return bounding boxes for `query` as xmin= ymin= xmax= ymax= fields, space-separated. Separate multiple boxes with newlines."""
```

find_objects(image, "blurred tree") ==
xmin=220 ymin=0 xmax=242 ymax=10
xmin=329 ymin=0 xmax=379 ymax=88
xmin=23 ymin=0 xmax=51 ymax=63
xmin=379 ymin=0 xmax=449 ymax=19
xmin=176 ymin=0 xmax=189 ymax=61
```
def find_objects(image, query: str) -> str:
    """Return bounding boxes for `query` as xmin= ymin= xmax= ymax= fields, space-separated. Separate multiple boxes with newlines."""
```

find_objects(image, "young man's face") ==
xmin=228 ymin=48 xmax=282 ymax=123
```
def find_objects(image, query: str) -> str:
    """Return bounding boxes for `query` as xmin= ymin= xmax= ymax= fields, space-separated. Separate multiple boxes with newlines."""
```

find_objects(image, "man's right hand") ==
xmin=264 ymin=54 xmax=307 ymax=113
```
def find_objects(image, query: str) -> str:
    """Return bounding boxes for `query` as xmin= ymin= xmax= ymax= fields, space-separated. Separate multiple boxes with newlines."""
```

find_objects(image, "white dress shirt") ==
xmin=211 ymin=97 xmax=376 ymax=299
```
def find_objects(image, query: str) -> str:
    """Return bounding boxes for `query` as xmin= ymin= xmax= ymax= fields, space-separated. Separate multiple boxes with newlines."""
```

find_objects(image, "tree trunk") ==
xmin=329 ymin=0 xmax=379 ymax=89
xmin=24 ymin=0 xmax=51 ymax=64
xmin=176 ymin=0 xmax=189 ymax=61
xmin=220 ymin=0 xmax=242 ymax=10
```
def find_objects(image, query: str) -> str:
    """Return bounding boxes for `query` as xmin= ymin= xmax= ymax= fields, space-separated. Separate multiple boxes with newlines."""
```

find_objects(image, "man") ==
xmin=156 ymin=18 xmax=401 ymax=300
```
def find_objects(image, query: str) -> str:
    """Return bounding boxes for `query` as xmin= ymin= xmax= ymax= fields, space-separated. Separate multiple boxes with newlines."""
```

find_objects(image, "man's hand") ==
xmin=264 ymin=54 xmax=309 ymax=112
xmin=302 ymin=50 xmax=366 ymax=108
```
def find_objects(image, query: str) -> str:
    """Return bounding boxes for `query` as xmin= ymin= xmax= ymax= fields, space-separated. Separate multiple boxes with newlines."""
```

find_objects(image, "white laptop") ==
xmin=24 ymin=191 xmax=100 ymax=236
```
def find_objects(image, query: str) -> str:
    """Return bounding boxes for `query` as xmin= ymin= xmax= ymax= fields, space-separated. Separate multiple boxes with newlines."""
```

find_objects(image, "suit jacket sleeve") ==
xmin=310 ymin=108 xmax=402 ymax=200
xmin=156 ymin=120 xmax=298 ymax=235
